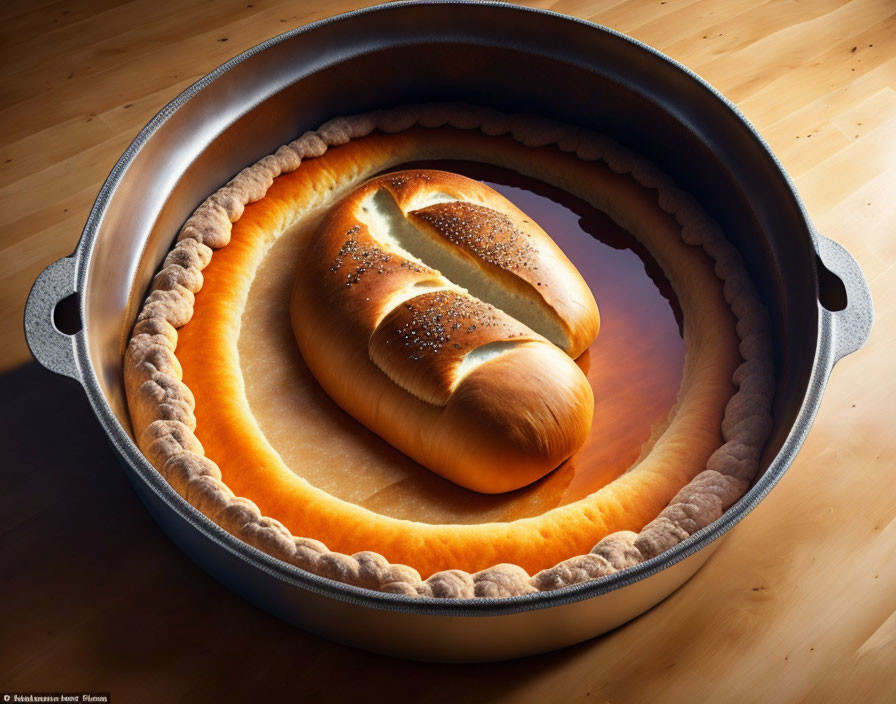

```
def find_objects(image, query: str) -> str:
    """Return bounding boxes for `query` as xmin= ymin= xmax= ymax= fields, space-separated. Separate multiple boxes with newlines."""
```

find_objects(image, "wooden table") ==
xmin=1 ymin=1 xmax=893 ymax=701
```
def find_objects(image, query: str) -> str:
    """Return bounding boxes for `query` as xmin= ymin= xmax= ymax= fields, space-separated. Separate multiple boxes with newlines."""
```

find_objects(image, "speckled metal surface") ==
xmin=23 ymin=1 xmax=873 ymax=661
xmin=815 ymin=233 xmax=874 ymax=361
xmin=24 ymin=256 xmax=80 ymax=381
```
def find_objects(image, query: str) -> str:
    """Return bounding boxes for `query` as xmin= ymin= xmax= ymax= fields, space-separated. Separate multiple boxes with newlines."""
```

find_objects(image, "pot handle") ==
xmin=24 ymin=255 xmax=82 ymax=382
xmin=815 ymin=233 xmax=873 ymax=363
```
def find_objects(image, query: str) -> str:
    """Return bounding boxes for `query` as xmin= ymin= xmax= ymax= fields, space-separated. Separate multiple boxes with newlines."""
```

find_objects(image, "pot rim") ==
xmin=57 ymin=0 xmax=852 ymax=617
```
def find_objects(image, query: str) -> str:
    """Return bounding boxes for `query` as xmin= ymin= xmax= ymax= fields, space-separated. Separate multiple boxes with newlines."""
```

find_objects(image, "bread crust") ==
xmin=290 ymin=169 xmax=598 ymax=492
xmin=123 ymin=104 xmax=774 ymax=597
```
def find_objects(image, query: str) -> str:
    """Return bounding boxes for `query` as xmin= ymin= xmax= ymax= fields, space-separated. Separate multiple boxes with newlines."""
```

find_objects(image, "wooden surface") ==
xmin=1 ymin=0 xmax=893 ymax=702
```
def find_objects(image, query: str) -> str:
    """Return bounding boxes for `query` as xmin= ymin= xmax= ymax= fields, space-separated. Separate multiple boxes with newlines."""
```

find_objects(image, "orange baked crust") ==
xmin=175 ymin=127 xmax=741 ymax=578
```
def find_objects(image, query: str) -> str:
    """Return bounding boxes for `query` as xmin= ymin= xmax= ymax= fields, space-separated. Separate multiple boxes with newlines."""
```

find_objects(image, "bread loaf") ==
xmin=290 ymin=169 xmax=600 ymax=493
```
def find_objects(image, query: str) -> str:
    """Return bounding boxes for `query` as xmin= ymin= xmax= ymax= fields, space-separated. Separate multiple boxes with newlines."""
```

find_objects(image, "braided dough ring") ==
xmin=124 ymin=104 xmax=774 ymax=598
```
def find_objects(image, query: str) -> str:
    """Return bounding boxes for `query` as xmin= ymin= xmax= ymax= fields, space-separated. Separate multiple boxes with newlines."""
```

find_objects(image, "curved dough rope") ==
xmin=124 ymin=103 xmax=774 ymax=599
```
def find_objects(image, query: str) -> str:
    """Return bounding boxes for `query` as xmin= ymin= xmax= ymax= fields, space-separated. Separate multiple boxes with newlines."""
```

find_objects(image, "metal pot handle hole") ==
xmin=25 ymin=255 xmax=81 ymax=381
xmin=814 ymin=232 xmax=874 ymax=363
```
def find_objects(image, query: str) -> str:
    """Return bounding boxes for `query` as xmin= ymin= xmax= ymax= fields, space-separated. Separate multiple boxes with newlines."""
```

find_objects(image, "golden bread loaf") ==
xmin=290 ymin=169 xmax=600 ymax=492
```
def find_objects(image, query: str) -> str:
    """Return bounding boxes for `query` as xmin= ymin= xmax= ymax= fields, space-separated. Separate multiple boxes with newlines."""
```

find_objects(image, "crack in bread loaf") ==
xmin=291 ymin=169 xmax=600 ymax=491
xmin=354 ymin=170 xmax=599 ymax=356
xmin=124 ymin=103 xmax=775 ymax=598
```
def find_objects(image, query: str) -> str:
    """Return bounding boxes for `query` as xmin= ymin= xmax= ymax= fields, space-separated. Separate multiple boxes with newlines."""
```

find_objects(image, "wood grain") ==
xmin=1 ymin=0 xmax=893 ymax=702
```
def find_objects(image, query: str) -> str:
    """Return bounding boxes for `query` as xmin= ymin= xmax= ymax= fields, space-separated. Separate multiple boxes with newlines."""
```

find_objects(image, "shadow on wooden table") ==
xmin=0 ymin=362 xmax=733 ymax=703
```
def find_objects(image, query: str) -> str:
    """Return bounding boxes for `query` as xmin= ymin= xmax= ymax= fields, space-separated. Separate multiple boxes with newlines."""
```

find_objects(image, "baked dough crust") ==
xmin=124 ymin=104 xmax=774 ymax=598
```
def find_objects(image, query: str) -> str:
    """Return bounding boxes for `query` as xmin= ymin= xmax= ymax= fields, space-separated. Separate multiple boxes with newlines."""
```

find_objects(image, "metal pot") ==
xmin=24 ymin=0 xmax=872 ymax=662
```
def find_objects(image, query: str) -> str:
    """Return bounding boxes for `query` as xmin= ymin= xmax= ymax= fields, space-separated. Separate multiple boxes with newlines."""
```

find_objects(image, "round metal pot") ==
xmin=23 ymin=0 xmax=873 ymax=662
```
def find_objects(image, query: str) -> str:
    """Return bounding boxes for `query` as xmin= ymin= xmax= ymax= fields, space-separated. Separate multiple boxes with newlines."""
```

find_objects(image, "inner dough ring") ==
xmin=124 ymin=104 xmax=774 ymax=599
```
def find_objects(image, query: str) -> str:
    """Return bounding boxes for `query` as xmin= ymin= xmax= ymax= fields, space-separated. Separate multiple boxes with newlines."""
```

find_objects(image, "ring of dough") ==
xmin=124 ymin=105 xmax=774 ymax=599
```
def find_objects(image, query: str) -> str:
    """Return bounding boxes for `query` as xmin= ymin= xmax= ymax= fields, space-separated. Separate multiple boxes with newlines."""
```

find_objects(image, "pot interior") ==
xmin=82 ymin=3 xmax=819 ymax=480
